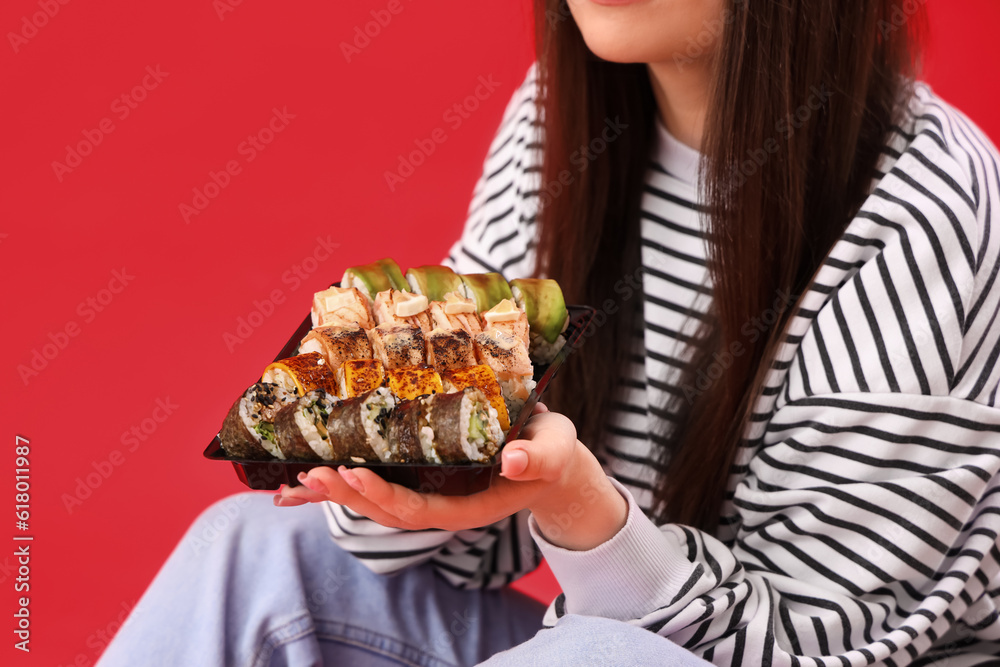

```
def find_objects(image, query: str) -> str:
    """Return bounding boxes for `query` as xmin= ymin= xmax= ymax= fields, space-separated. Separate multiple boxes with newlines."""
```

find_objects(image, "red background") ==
xmin=2 ymin=1 xmax=997 ymax=664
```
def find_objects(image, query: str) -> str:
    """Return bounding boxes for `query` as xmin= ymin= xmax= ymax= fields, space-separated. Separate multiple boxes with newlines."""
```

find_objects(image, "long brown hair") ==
xmin=533 ymin=0 xmax=925 ymax=531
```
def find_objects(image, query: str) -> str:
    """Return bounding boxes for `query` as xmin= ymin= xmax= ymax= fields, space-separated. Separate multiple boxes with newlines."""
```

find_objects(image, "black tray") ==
xmin=204 ymin=305 xmax=595 ymax=495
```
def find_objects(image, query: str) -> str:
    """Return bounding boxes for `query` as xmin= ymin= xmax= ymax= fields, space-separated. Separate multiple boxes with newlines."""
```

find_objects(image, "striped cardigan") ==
xmin=325 ymin=64 xmax=1000 ymax=666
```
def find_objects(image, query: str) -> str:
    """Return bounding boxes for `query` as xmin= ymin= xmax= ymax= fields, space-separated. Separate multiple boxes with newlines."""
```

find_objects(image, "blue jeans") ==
xmin=97 ymin=493 xmax=710 ymax=666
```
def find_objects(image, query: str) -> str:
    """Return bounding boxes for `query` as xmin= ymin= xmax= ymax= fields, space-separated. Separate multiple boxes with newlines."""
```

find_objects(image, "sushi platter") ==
xmin=204 ymin=259 xmax=594 ymax=495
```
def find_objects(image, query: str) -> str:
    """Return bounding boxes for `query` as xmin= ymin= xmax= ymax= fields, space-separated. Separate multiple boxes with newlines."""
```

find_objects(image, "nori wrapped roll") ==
xmin=273 ymin=390 xmax=339 ymax=461
xmin=385 ymin=388 xmax=503 ymax=464
xmin=417 ymin=388 xmax=503 ymax=464
xmin=219 ymin=382 xmax=296 ymax=460
xmin=325 ymin=387 xmax=396 ymax=462
xmin=385 ymin=399 xmax=427 ymax=463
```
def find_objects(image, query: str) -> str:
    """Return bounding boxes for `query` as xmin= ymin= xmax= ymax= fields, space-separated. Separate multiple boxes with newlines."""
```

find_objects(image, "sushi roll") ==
xmin=219 ymin=381 xmax=296 ymax=460
xmin=262 ymin=352 xmax=338 ymax=396
xmin=412 ymin=388 xmax=503 ymax=464
xmin=510 ymin=278 xmax=569 ymax=364
xmin=429 ymin=292 xmax=484 ymax=337
xmin=368 ymin=323 xmax=426 ymax=369
xmin=325 ymin=387 xmax=397 ymax=462
xmin=482 ymin=298 xmax=530 ymax=349
xmin=372 ymin=290 xmax=434 ymax=332
xmin=459 ymin=273 xmax=513 ymax=312
xmin=341 ymin=258 xmax=409 ymax=300
xmin=425 ymin=328 xmax=477 ymax=372
xmin=473 ymin=330 xmax=535 ymax=421
xmin=336 ymin=359 xmax=386 ymax=398
xmin=384 ymin=399 xmax=427 ymax=463
xmin=405 ymin=265 xmax=464 ymax=301
xmin=387 ymin=366 xmax=444 ymax=400
xmin=299 ymin=325 xmax=373 ymax=370
xmin=441 ymin=364 xmax=510 ymax=432
xmin=273 ymin=389 xmax=340 ymax=461
xmin=311 ymin=286 xmax=375 ymax=329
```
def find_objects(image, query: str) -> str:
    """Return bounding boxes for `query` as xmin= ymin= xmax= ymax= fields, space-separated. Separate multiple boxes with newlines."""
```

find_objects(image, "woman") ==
xmin=99 ymin=0 xmax=1000 ymax=665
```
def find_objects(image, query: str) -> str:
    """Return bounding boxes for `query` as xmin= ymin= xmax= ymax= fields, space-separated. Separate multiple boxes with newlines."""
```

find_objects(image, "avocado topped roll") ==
xmin=509 ymin=278 xmax=569 ymax=364
xmin=405 ymin=265 xmax=464 ymax=302
xmin=324 ymin=388 xmax=397 ymax=462
xmin=459 ymin=273 xmax=514 ymax=313
xmin=219 ymin=381 xmax=297 ymax=460
xmin=311 ymin=286 xmax=375 ymax=329
xmin=368 ymin=323 xmax=426 ymax=369
xmin=373 ymin=290 xmax=433 ymax=332
xmin=273 ymin=390 xmax=340 ymax=460
xmin=262 ymin=352 xmax=337 ymax=396
xmin=341 ymin=258 xmax=409 ymax=300
xmin=299 ymin=325 xmax=372 ymax=370
xmin=425 ymin=328 xmax=477 ymax=372
xmin=418 ymin=388 xmax=503 ymax=464
xmin=429 ymin=292 xmax=483 ymax=337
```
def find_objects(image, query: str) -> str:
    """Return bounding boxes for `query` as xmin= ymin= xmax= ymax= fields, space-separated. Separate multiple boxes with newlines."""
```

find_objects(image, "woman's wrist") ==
xmin=527 ymin=446 xmax=628 ymax=551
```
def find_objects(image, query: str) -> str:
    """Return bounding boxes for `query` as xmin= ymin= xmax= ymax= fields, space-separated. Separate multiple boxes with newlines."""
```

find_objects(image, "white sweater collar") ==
xmin=653 ymin=115 xmax=702 ymax=187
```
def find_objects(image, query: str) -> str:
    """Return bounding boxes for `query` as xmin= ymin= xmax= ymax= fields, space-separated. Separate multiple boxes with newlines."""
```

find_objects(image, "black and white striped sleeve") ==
xmin=443 ymin=62 xmax=541 ymax=281
xmin=322 ymin=63 xmax=544 ymax=589
xmin=530 ymin=88 xmax=1000 ymax=665
xmin=323 ymin=502 xmax=540 ymax=589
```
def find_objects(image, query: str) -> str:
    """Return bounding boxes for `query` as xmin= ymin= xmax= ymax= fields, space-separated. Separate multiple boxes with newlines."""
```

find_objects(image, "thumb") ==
xmin=499 ymin=431 xmax=577 ymax=483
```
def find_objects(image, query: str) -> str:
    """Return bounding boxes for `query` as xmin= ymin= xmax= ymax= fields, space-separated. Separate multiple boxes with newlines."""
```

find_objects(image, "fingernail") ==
xmin=273 ymin=495 xmax=300 ymax=507
xmin=298 ymin=472 xmax=328 ymax=494
xmin=501 ymin=449 xmax=528 ymax=477
xmin=338 ymin=466 xmax=365 ymax=494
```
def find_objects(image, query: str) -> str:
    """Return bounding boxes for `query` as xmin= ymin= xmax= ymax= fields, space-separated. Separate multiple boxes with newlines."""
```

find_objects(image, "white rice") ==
xmin=239 ymin=390 xmax=286 ymax=459
xmin=259 ymin=439 xmax=285 ymax=459
xmin=419 ymin=424 xmax=440 ymax=463
xmin=529 ymin=333 xmax=566 ymax=366
xmin=361 ymin=388 xmax=396 ymax=461
xmin=459 ymin=281 xmax=474 ymax=302
xmin=459 ymin=392 xmax=502 ymax=462
xmin=237 ymin=399 xmax=259 ymax=442
xmin=261 ymin=368 xmax=298 ymax=394
xmin=458 ymin=393 xmax=483 ymax=462
xmin=342 ymin=272 xmax=373 ymax=300
xmin=294 ymin=404 xmax=334 ymax=460
xmin=406 ymin=274 xmax=423 ymax=295
xmin=499 ymin=376 xmax=536 ymax=424
xmin=486 ymin=405 xmax=503 ymax=450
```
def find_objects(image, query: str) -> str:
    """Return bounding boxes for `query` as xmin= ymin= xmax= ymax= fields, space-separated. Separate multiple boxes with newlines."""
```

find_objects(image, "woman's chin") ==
xmin=570 ymin=0 xmax=724 ymax=67
xmin=578 ymin=35 xmax=671 ymax=65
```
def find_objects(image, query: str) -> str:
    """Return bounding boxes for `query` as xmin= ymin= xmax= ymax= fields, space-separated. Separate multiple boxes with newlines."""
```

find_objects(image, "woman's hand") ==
xmin=275 ymin=403 xmax=628 ymax=551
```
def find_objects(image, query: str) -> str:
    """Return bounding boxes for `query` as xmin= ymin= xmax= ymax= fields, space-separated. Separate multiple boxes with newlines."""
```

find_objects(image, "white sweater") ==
xmin=324 ymin=64 xmax=1000 ymax=666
